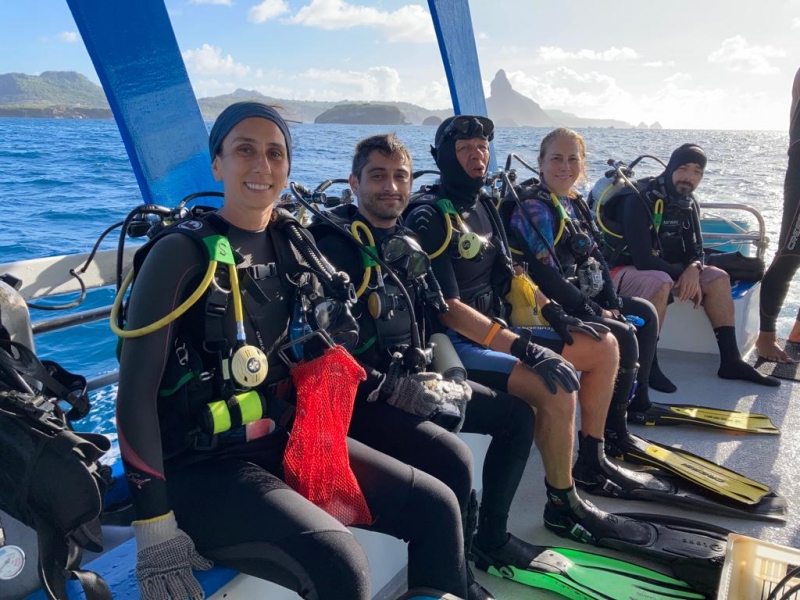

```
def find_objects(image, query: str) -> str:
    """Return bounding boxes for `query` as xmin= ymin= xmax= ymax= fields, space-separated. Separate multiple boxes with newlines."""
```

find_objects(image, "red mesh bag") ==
xmin=284 ymin=345 xmax=373 ymax=526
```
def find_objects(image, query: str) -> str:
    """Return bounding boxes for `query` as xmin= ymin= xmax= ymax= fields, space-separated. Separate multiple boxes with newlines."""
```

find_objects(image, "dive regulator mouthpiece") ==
xmin=230 ymin=344 xmax=268 ymax=388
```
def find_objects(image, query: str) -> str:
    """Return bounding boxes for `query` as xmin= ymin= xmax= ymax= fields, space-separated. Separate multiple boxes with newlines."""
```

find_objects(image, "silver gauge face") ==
xmin=0 ymin=545 xmax=25 ymax=580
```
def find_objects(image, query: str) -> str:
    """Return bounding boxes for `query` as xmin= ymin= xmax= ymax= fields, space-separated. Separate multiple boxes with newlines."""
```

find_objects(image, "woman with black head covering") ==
xmin=116 ymin=101 xmax=468 ymax=600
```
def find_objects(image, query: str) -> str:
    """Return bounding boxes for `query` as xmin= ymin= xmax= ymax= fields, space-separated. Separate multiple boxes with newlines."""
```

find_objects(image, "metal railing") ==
xmin=698 ymin=202 xmax=769 ymax=260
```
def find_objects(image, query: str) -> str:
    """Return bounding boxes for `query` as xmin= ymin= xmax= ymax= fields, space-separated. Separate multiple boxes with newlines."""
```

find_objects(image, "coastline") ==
xmin=0 ymin=106 xmax=113 ymax=119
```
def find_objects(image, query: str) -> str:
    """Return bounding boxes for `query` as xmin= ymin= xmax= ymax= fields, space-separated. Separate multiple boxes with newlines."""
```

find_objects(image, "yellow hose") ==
xmin=110 ymin=260 xmax=218 ymax=338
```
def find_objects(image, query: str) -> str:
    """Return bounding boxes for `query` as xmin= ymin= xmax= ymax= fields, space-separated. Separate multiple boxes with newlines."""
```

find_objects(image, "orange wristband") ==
xmin=482 ymin=321 xmax=503 ymax=348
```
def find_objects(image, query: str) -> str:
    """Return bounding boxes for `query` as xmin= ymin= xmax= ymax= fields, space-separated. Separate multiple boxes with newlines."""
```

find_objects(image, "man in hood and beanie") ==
xmin=405 ymin=116 xmax=684 ymax=578
xmin=602 ymin=143 xmax=779 ymax=387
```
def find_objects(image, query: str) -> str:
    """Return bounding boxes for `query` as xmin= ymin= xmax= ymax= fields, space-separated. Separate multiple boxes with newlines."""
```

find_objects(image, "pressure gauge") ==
xmin=0 ymin=545 xmax=25 ymax=580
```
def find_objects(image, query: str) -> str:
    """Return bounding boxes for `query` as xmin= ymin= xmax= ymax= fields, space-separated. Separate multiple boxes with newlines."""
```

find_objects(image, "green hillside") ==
xmin=0 ymin=71 xmax=108 ymax=108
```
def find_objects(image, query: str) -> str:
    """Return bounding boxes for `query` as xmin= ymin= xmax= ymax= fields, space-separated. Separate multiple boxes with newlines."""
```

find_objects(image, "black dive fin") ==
xmin=599 ymin=432 xmax=787 ymax=523
xmin=627 ymin=402 xmax=779 ymax=434
xmin=476 ymin=544 xmax=707 ymax=600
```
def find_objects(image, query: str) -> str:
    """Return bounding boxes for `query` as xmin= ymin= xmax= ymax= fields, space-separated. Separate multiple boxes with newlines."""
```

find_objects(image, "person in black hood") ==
xmin=603 ymin=143 xmax=779 ymax=387
xmin=405 ymin=116 xmax=679 ymax=570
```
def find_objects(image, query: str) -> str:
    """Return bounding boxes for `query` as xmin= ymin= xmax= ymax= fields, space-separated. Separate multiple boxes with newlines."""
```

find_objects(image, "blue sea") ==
xmin=0 ymin=117 xmax=795 ymax=445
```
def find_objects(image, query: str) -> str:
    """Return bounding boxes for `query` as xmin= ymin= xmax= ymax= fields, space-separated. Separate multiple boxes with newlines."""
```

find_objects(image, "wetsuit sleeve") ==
xmin=405 ymin=205 xmax=461 ymax=300
xmin=509 ymin=202 xmax=603 ymax=316
xmin=621 ymin=196 xmax=685 ymax=279
xmin=116 ymin=233 xmax=206 ymax=520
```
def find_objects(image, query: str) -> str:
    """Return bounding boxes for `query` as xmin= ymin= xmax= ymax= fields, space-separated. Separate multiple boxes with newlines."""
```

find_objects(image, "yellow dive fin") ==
xmin=627 ymin=402 xmax=779 ymax=434
xmin=608 ymin=433 xmax=771 ymax=505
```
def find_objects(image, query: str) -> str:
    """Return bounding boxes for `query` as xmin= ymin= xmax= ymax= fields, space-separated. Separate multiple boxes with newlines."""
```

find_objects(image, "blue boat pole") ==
xmin=66 ymin=0 xmax=220 ymax=206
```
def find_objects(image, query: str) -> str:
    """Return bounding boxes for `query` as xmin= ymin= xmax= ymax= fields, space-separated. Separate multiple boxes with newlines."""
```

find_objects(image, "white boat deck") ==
xmin=467 ymin=346 xmax=800 ymax=599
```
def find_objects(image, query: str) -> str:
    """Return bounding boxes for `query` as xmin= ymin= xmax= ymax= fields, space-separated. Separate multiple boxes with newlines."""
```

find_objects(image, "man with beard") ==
xmin=602 ymin=143 xmax=778 ymax=386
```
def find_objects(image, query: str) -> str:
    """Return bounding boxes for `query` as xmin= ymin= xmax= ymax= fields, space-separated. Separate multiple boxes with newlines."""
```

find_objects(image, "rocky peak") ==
xmin=486 ymin=69 xmax=554 ymax=127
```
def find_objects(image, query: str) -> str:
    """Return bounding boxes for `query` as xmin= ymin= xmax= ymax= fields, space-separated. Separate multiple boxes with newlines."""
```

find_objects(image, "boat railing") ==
xmin=698 ymin=201 xmax=768 ymax=260
xmin=1 ymin=247 xmax=131 ymax=393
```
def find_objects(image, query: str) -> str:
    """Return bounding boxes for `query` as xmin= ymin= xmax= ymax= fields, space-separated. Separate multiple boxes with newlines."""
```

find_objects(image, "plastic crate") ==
xmin=717 ymin=533 xmax=800 ymax=600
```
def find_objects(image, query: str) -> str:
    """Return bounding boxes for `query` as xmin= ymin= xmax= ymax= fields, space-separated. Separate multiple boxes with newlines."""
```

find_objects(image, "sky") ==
xmin=1 ymin=0 xmax=799 ymax=130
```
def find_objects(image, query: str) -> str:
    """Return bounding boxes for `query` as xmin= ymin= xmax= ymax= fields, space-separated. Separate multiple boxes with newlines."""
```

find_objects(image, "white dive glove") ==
xmin=385 ymin=371 xmax=472 ymax=432
xmin=132 ymin=511 xmax=214 ymax=600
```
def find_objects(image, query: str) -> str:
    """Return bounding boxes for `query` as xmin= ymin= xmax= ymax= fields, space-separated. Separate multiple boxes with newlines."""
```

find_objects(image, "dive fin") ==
xmin=602 ymin=432 xmax=787 ymax=522
xmin=477 ymin=545 xmax=706 ymax=600
xmin=627 ymin=402 xmax=779 ymax=434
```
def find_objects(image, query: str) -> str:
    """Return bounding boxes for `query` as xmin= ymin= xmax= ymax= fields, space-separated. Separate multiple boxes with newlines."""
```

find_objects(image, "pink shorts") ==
xmin=610 ymin=265 xmax=728 ymax=302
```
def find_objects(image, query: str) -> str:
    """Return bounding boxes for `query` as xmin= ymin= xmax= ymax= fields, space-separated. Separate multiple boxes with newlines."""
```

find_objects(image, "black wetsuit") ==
xmin=506 ymin=182 xmax=659 ymax=412
xmin=116 ymin=213 xmax=467 ymax=599
xmin=603 ymin=181 xmax=703 ymax=276
xmin=315 ymin=215 xmax=536 ymax=551
xmin=759 ymin=96 xmax=800 ymax=332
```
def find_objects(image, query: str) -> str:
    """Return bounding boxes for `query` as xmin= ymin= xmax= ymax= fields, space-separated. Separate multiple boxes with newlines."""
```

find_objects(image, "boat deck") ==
xmin=467 ymin=346 xmax=800 ymax=599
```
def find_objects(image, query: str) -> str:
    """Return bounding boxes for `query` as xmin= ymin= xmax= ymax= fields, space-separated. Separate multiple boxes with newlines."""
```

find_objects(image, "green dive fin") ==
xmin=478 ymin=546 xmax=705 ymax=600
xmin=627 ymin=402 xmax=779 ymax=434
xmin=601 ymin=432 xmax=787 ymax=522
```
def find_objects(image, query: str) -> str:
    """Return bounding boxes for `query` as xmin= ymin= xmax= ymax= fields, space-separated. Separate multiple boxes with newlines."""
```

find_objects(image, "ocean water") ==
xmin=0 ymin=117 xmax=795 ymax=439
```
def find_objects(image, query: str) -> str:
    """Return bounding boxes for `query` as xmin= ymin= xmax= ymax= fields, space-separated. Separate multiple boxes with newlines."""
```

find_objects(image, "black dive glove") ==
xmin=510 ymin=329 xmax=580 ymax=394
xmin=541 ymin=302 xmax=610 ymax=345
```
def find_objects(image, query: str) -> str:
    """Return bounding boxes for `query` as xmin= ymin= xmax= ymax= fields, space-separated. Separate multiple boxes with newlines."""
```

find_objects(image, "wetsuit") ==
xmin=405 ymin=186 xmax=564 ymax=392
xmin=315 ymin=214 xmax=536 ymax=554
xmin=506 ymin=182 xmax=659 ymax=413
xmin=759 ymin=70 xmax=800 ymax=332
xmin=116 ymin=212 xmax=467 ymax=599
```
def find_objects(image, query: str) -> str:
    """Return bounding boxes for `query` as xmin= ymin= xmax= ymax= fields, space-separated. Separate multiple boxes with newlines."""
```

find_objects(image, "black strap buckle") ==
xmin=247 ymin=263 xmax=278 ymax=280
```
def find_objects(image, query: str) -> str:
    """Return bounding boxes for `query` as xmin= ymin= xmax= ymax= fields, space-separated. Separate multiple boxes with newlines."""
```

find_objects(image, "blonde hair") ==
xmin=538 ymin=127 xmax=587 ymax=191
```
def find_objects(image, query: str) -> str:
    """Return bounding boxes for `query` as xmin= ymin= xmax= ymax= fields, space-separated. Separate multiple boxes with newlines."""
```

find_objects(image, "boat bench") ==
xmin=22 ymin=432 xmax=493 ymax=600
xmin=657 ymin=280 xmax=759 ymax=355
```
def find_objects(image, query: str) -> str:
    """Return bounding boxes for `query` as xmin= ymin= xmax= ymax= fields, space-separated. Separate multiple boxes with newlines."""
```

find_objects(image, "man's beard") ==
xmin=674 ymin=181 xmax=695 ymax=195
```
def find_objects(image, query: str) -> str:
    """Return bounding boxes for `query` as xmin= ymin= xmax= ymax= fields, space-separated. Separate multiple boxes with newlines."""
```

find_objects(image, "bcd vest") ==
xmin=124 ymin=209 xmax=317 ymax=456
xmin=408 ymin=185 xmax=514 ymax=318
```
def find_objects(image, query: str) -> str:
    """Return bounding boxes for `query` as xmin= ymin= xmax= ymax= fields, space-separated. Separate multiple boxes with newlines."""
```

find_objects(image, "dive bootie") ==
xmin=572 ymin=432 xmax=674 ymax=498
xmin=543 ymin=486 xmax=652 ymax=546
xmin=543 ymin=485 xmax=730 ymax=594
xmin=472 ymin=533 xmax=542 ymax=572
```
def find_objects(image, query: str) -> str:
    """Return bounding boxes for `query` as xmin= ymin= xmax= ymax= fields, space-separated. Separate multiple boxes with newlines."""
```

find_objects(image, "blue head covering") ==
xmin=208 ymin=102 xmax=292 ymax=174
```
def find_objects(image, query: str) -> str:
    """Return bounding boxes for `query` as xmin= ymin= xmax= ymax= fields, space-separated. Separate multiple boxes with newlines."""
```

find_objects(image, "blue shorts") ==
xmin=446 ymin=326 xmax=565 ymax=393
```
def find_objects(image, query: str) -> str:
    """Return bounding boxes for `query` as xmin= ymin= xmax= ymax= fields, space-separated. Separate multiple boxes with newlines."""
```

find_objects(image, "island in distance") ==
xmin=0 ymin=69 xmax=635 ymax=128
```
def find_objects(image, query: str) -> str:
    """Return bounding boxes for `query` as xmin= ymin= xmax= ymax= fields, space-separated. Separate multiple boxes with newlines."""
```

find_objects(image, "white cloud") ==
xmin=189 ymin=0 xmax=233 ymax=4
xmin=643 ymin=60 xmax=676 ymax=68
xmin=793 ymin=17 xmax=800 ymax=28
xmin=57 ymin=31 xmax=79 ymax=43
xmin=294 ymin=66 xmax=403 ymax=100
xmin=249 ymin=0 xmax=289 ymax=23
xmin=664 ymin=72 xmax=692 ymax=85
xmin=289 ymin=0 xmax=435 ymax=43
xmin=708 ymin=35 xmax=785 ymax=74
xmin=182 ymin=44 xmax=251 ymax=77
xmin=537 ymin=45 xmax=639 ymax=62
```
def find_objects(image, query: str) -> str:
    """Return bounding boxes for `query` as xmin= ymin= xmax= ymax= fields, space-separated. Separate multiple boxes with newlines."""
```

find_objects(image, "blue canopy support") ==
xmin=66 ymin=0 xmax=220 ymax=206
xmin=427 ymin=0 xmax=497 ymax=171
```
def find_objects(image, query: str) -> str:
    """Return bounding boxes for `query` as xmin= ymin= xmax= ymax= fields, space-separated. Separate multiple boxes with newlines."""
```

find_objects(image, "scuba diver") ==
xmin=598 ymin=142 xmax=779 ymax=387
xmin=503 ymin=127 xmax=666 ymax=438
xmin=313 ymin=133 xmax=546 ymax=600
xmin=402 ymin=115 xmax=730 ymax=569
xmin=114 ymin=102 xmax=470 ymax=600
xmin=757 ymin=66 xmax=800 ymax=362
